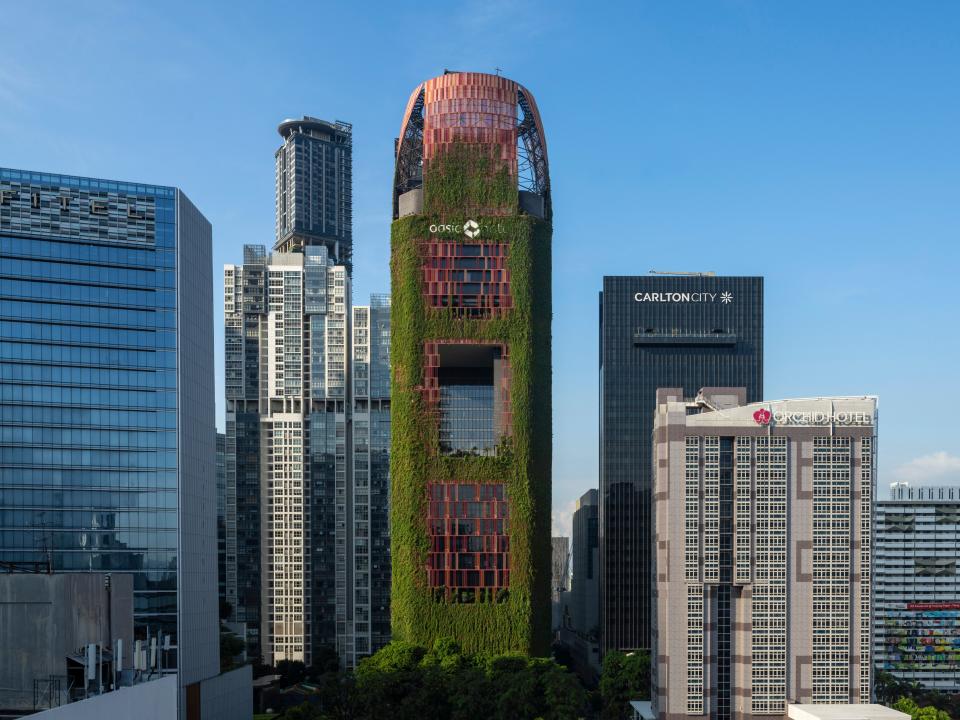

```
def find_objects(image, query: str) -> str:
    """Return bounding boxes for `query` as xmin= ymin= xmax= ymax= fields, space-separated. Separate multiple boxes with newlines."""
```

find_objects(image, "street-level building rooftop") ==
xmin=788 ymin=704 xmax=910 ymax=720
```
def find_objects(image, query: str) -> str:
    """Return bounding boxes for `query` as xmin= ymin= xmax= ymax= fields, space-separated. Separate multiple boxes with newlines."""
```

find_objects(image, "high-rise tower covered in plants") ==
xmin=390 ymin=71 xmax=552 ymax=655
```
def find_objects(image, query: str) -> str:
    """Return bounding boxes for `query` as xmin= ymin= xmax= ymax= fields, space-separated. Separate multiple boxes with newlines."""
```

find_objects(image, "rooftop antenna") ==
xmin=495 ymin=67 xmax=502 ymax=76
xmin=36 ymin=511 xmax=53 ymax=573
xmin=649 ymin=270 xmax=717 ymax=277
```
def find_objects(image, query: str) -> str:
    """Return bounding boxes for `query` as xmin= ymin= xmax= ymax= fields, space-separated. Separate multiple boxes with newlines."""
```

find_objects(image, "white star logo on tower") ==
xmin=463 ymin=220 xmax=480 ymax=239
xmin=720 ymin=292 xmax=733 ymax=304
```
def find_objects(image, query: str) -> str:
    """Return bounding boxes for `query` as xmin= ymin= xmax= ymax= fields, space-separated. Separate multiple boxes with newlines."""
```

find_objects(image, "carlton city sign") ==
xmin=634 ymin=291 xmax=734 ymax=304
xmin=753 ymin=408 xmax=873 ymax=427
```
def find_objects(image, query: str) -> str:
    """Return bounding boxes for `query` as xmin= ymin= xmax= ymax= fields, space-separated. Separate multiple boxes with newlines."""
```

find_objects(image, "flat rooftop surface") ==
xmin=789 ymin=704 xmax=910 ymax=720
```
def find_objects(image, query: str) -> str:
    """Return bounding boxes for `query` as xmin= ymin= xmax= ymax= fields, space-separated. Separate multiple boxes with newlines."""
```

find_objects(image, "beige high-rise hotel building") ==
xmin=652 ymin=388 xmax=876 ymax=720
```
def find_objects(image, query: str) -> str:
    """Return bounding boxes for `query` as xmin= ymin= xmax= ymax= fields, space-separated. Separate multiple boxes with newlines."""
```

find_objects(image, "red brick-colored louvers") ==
xmin=426 ymin=482 xmax=511 ymax=599
xmin=422 ymin=72 xmax=518 ymax=168
xmin=421 ymin=240 xmax=513 ymax=319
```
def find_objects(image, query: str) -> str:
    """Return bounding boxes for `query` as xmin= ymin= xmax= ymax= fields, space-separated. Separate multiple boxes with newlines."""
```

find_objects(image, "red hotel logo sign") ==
xmin=750 ymin=407 xmax=872 ymax=427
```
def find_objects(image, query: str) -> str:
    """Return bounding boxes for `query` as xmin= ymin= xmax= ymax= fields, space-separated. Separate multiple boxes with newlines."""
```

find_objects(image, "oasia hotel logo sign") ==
xmin=753 ymin=408 xmax=772 ymax=425
xmin=428 ymin=219 xmax=495 ymax=239
xmin=634 ymin=291 xmax=734 ymax=304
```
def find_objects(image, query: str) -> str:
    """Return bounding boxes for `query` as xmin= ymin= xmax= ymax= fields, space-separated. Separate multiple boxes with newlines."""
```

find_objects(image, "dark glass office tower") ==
xmin=274 ymin=117 xmax=353 ymax=271
xmin=0 ymin=167 xmax=218 ymax=690
xmin=599 ymin=275 xmax=762 ymax=654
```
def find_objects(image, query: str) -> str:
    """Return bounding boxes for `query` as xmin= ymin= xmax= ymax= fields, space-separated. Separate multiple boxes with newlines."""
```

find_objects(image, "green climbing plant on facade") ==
xmin=391 ymin=142 xmax=552 ymax=656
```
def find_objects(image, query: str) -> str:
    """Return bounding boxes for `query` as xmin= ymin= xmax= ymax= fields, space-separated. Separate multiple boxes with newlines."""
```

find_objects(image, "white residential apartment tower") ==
xmin=224 ymin=247 xmax=390 ymax=668
xmin=223 ymin=115 xmax=389 ymax=670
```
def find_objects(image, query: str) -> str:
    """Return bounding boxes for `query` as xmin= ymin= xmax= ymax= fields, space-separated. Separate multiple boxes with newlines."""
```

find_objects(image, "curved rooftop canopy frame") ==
xmin=392 ymin=71 xmax=551 ymax=221
xmin=393 ymin=87 xmax=425 ymax=219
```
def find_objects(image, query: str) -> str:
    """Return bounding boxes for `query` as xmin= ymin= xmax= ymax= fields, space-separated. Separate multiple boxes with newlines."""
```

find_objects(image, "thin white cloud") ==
xmin=888 ymin=451 xmax=960 ymax=488
xmin=457 ymin=0 xmax=529 ymax=29
xmin=453 ymin=0 xmax=556 ymax=42
xmin=552 ymin=498 xmax=577 ymax=539
xmin=0 ymin=63 xmax=35 ymax=110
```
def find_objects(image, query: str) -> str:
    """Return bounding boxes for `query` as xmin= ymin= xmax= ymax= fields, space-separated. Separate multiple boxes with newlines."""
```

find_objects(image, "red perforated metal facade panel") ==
xmin=421 ymin=240 xmax=512 ymax=318
xmin=427 ymin=482 xmax=510 ymax=600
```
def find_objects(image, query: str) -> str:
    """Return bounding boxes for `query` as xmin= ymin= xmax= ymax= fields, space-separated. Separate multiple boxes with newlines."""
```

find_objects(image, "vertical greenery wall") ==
xmin=390 ymin=142 xmax=552 ymax=656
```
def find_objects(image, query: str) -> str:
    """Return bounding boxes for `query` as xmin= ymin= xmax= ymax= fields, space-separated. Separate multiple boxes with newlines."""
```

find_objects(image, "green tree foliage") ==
xmin=276 ymin=659 xmax=306 ymax=687
xmin=893 ymin=697 xmax=952 ymax=720
xmin=876 ymin=670 xmax=922 ymax=705
xmin=599 ymin=651 xmax=651 ymax=720
xmin=282 ymin=706 xmax=319 ymax=720
xmin=876 ymin=669 xmax=960 ymax=720
xmin=422 ymin=143 xmax=517 ymax=217
xmin=306 ymin=646 xmax=342 ymax=679
xmin=219 ymin=625 xmax=245 ymax=672
xmin=540 ymin=660 xmax=590 ymax=720
xmin=277 ymin=639 xmax=586 ymax=720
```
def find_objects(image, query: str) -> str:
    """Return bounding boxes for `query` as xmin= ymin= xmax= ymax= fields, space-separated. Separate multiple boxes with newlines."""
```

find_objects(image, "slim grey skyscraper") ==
xmin=552 ymin=536 xmax=570 ymax=630
xmin=225 ymin=249 xmax=390 ymax=668
xmin=570 ymin=489 xmax=599 ymax=639
xmin=346 ymin=296 xmax=392 ymax=662
xmin=599 ymin=275 xmax=763 ymax=654
xmin=274 ymin=117 xmax=353 ymax=271
xmin=225 ymin=244 xmax=349 ymax=666
xmin=0 ymin=167 xmax=220 ymax=712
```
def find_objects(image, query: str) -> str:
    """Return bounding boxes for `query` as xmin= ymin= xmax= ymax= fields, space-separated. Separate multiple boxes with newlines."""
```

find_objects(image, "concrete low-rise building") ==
xmin=28 ymin=666 xmax=252 ymax=720
xmin=652 ymin=389 xmax=876 ymax=720
xmin=787 ymin=704 xmax=909 ymax=720
xmin=0 ymin=573 xmax=134 ymax=711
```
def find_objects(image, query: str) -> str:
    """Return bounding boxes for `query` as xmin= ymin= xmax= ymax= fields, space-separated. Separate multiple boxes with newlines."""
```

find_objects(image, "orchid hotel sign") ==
xmin=753 ymin=408 xmax=873 ymax=427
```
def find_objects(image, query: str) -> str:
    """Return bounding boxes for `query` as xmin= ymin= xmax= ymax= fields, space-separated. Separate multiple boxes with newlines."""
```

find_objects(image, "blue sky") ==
xmin=2 ymin=1 xmax=958 ymax=536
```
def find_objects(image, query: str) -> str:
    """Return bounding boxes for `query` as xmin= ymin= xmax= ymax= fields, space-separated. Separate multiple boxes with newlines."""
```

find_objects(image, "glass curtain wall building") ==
xmin=217 ymin=431 xmax=226 ymax=607
xmin=599 ymin=275 xmax=762 ymax=654
xmin=570 ymin=489 xmax=599 ymax=639
xmin=0 ymin=167 xmax=218 ymax=698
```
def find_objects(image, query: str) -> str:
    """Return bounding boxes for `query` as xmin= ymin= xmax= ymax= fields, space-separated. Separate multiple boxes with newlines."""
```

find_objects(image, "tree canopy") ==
xmin=893 ymin=697 xmax=952 ymax=720
xmin=599 ymin=650 xmax=651 ymax=720
xmin=272 ymin=638 xmax=587 ymax=720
